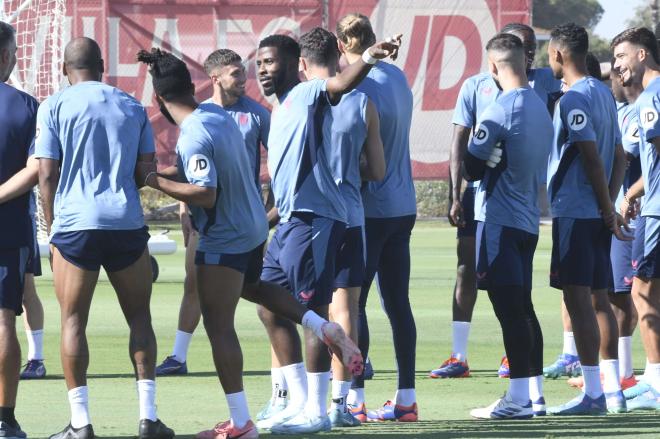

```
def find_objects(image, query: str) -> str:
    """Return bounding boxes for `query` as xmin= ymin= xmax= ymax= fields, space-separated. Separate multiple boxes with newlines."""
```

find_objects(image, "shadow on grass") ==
xmin=26 ymin=370 xmax=273 ymax=381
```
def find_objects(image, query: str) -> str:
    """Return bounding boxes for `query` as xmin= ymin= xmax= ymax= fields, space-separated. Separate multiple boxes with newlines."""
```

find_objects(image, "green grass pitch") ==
xmin=15 ymin=221 xmax=660 ymax=438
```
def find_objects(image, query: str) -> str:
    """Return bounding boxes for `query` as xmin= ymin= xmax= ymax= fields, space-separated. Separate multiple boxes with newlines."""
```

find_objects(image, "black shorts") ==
xmin=457 ymin=187 xmax=477 ymax=238
xmin=0 ymin=247 xmax=29 ymax=315
xmin=195 ymin=241 xmax=265 ymax=285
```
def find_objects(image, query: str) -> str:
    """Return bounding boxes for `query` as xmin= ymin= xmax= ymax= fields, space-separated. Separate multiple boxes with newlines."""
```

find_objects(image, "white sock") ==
xmin=507 ymin=378 xmax=530 ymax=405
xmin=281 ymin=363 xmax=307 ymax=409
xmin=643 ymin=358 xmax=651 ymax=381
xmin=171 ymin=330 xmax=193 ymax=362
xmin=68 ymin=386 xmax=91 ymax=428
xmin=563 ymin=332 xmax=578 ymax=356
xmin=582 ymin=365 xmax=603 ymax=398
xmin=648 ymin=363 xmax=660 ymax=392
xmin=347 ymin=387 xmax=365 ymax=406
xmin=271 ymin=367 xmax=288 ymax=401
xmin=301 ymin=311 xmax=327 ymax=340
xmin=330 ymin=380 xmax=351 ymax=412
xmin=394 ymin=388 xmax=416 ymax=407
xmin=26 ymin=329 xmax=44 ymax=360
xmin=136 ymin=379 xmax=157 ymax=421
xmin=601 ymin=359 xmax=621 ymax=393
xmin=618 ymin=337 xmax=633 ymax=379
xmin=226 ymin=391 xmax=251 ymax=429
xmin=451 ymin=321 xmax=470 ymax=360
xmin=304 ymin=371 xmax=330 ymax=418
xmin=528 ymin=375 xmax=543 ymax=402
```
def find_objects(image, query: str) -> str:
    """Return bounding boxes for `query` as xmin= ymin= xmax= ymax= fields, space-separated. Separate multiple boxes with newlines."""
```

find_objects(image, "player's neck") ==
xmin=67 ymin=70 xmax=102 ymax=85
xmin=642 ymin=66 xmax=660 ymax=89
xmin=166 ymin=97 xmax=199 ymax=126
xmin=303 ymin=65 xmax=336 ymax=81
xmin=275 ymin=77 xmax=301 ymax=101
xmin=212 ymin=88 xmax=240 ymax=107
xmin=343 ymin=52 xmax=362 ymax=65
xmin=497 ymin=69 xmax=527 ymax=92
xmin=562 ymin=65 xmax=587 ymax=88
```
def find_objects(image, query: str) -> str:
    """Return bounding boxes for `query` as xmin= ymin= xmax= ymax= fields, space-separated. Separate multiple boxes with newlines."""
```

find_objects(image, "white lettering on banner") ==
xmin=82 ymin=16 xmax=96 ymax=38
xmin=368 ymin=0 xmax=497 ymax=164
xmin=108 ymin=17 xmax=139 ymax=78
xmin=259 ymin=17 xmax=301 ymax=41
xmin=141 ymin=18 xmax=184 ymax=106
xmin=216 ymin=19 xmax=253 ymax=57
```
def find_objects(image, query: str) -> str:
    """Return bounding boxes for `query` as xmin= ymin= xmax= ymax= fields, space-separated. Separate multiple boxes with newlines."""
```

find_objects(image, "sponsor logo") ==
xmin=642 ymin=107 xmax=658 ymax=130
xmin=476 ymin=272 xmax=487 ymax=280
xmin=624 ymin=276 xmax=633 ymax=285
xmin=298 ymin=290 xmax=315 ymax=302
xmin=473 ymin=125 xmax=489 ymax=145
xmin=567 ymin=109 xmax=587 ymax=131
xmin=632 ymin=260 xmax=639 ymax=269
xmin=188 ymin=154 xmax=211 ymax=178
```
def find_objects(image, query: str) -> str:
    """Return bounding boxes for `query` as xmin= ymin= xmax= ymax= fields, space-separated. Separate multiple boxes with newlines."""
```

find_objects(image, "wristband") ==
xmin=144 ymin=171 xmax=157 ymax=187
xmin=362 ymin=49 xmax=377 ymax=65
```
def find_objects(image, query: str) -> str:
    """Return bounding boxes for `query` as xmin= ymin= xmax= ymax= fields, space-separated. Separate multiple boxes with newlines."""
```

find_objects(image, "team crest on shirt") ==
xmin=567 ymin=109 xmax=587 ymax=131
xmin=239 ymin=113 xmax=249 ymax=126
xmin=473 ymin=125 xmax=489 ymax=145
xmin=482 ymin=86 xmax=493 ymax=95
xmin=625 ymin=123 xmax=640 ymax=143
xmin=641 ymin=107 xmax=659 ymax=130
xmin=188 ymin=154 xmax=211 ymax=178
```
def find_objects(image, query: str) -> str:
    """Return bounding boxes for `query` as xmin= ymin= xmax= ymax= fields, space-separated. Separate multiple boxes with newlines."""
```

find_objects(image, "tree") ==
xmin=533 ymin=0 xmax=604 ymax=30
xmin=626 ymin=3 xmax=654 ymax=29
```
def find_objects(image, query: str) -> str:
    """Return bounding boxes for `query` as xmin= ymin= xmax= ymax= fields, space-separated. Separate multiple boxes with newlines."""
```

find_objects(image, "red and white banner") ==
xmin=10 ymin=0 xmax=530 ymax=179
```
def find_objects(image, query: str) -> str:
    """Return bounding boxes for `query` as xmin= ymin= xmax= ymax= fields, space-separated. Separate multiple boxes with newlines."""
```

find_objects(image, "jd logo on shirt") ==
xmin=473 ymin=125 xmax=489 ymax=145
xmin=642 ymin=108 xmax=658 ymax=130
xmin=567 ymin=109 xmax=587 ymax=131
xmin=188 ymin=154 xmax=211 ymax=178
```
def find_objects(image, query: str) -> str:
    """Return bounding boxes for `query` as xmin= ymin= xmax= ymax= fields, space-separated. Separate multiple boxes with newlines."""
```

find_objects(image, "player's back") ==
xmin=474 ymin=87 xmax=553 ymax=234
xmin=527 ymin=67 xmax=562 ymax=106
xmin=178 ymin=108 xmax=267 ymax=253
xmin=548 ymin=76 xmax=619 ymax=219
xmin=0 ymin=83 xmax=38 ymax=248
xmin=357 ymin=62 xmax=416 ymax=218
xmin=268 ymin=79 xmax=346 ymax=223
xmin=35 ymin=81 xmax=153 ymax=233
xmin=325 ymin=90 xmax=368 ymax=228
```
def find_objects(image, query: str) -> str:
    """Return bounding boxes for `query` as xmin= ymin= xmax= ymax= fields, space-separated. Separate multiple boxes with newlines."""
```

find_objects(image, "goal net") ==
xmin=1 ymin=0 xmax=66 ymax=242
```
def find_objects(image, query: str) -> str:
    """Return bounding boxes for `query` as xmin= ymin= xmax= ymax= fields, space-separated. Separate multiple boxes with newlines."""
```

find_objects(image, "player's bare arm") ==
xmin=609 ymin=143 xmax=627 ymax=203
xmin=448 ymin=124 xmax=471 ymax=227
xmin=0 ymin=155 xmax=38 ymax=203
xmin=143 ymin=173 xmax=216 ymax=209
xmin=359 ymin=99 xmax=385 ymax=181
xmin=325 ymin=35 xmax=402 ymax=104
xmin=37 ymin=157 xmax=59 ymax=234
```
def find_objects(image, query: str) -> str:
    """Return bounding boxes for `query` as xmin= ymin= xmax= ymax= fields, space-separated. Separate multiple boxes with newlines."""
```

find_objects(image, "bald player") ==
xmin=35 ymin=38 xmax=173 ymax=439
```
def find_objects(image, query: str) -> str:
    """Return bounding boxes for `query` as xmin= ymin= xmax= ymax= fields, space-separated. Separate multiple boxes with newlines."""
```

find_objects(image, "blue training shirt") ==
xmin=34 ymin=81 xmax=154 ymax=234
xmin=177 ymin=107 xmax=268 ymax=254
xmin=469 ymin=87 xmax=553 ymax=235
xmin=636 ymin=76 xmax=660 ymax=217
xmin=453 ymin=68 xmax=562 ymax=188
xmin=267 ymin=79 xmax=346 ymax=223
xmin=357 ymin=62 xmax=417 ymax=218
xmin=615 ymin=102 xmax=642 ymax=212
xmin=200 ymin=95 xmax=270 ymax=187
xmin=0 ymin=83 xmax=38 ymax=248
xmin=547 ymin=76 xmax=621 ymax=219
xmin=326 ymin=90 xmax=369 ymax=228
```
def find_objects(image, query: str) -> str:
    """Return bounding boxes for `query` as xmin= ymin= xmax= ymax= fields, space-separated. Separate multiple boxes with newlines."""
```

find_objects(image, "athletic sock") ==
xmin=330 ymin=380 xmax=351 ymax=412
xmin=528 ymin=375 xmax=544 ymax=402
xmin=281 ymin=363 xmax=307 ymax=410
xmin=647 ymin=363 xmax=660 ymax=392
xmin=226 ymin=391 xmax=250 ymax=429
xmin=271 ymin=367 xmax=288 ymax=402
xmin=68 ymin=386 xmax=91 ymax=428
xmin=136 ymin=380 xmax=157 ymax=421
xmin=451 ymin=321 xmax=470 ymax=361
xmin=171 ymin=330 xmax=193 ymax=363
xmin=507 ymin=378 xmax=530 ymax=406
xmin=0 ymin=407 xmax=17 ymax=428
xmin=301 ymin=311 xmax=327 ymax=340
xmin=601 ymin=359 xmax=621 ymax=393
xmin=644 ymin=358 xmax=651 ymax=382
xmin=304 ymin=371 xmax=330 ymax=418
xmin=563 ymin=332 xmax=578 ymax=357
xmin=26 ymin=329 xmax=44 ymax=361
xmin=394 ymin=388 xmax=416 ymax=407
xmin=347 ymin=387 xmax=365 ymax=406
xmin=618 ymin=337 xmax=633 ymax=379
xmin=582 ymin=365 xmax=603 ymax=399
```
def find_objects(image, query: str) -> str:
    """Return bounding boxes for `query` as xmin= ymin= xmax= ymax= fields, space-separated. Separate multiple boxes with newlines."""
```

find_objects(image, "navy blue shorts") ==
xmin=334 ymin=226 xmax=365 ymax=289
xmin=0 ymin=247 xmax=29 ymax=315
xmin=261 ymin=213 xmax=345 ymax=307
xmin=610 ymin=218 xmax=638 ymax=293
xmin=51 ymin=227 xmax=150 ymax=272
xmin=195 ymin=241 xmax=265 ymax=284
xmin=633 ymin=215 xmax=660 ymax=280
xmin=476 ymin=222 xmax=538 ymax=290
xmin=550 ymin=218 xmax=611 ymax=290
xmin=25 ymin=216 xmax=41 ymax=276
xmin=457 ymin=187 xmax=477 ymax=238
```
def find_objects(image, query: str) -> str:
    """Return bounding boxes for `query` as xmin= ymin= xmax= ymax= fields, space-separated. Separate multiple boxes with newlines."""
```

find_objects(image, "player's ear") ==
xmin=337 ymin=39 xmax=346 ymax=55
xmin=99 ymin=58 xmax=105 ymax=74
xmin=191 ymin=82 xmax=196 ymax=95
xmin=299 ymin=57 xmax=306 ymax=73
